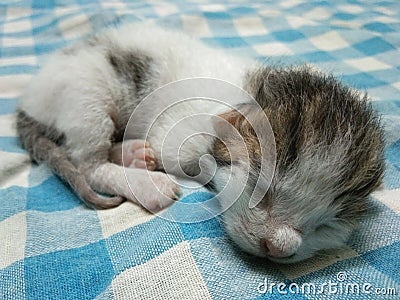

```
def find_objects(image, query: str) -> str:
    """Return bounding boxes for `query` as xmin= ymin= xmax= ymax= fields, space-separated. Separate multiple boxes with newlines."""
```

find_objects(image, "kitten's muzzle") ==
xmin=261 ymin=238 xmax=295 ymax=258
xmin=260 ymin=226 xmax=302 ymax=258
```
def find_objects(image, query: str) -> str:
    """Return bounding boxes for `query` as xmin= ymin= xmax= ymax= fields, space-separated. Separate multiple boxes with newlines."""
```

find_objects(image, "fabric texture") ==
xmin=0 ymin=0 xmax=399 ymax=299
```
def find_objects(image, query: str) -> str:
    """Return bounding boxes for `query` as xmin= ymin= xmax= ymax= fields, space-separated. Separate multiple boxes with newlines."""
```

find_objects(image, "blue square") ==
xmin=0 ymin=261 xmax=25 ymax=299
xmin=300 ymin=51 xmax=335 ymax=63
xmin=385 ymin=139 xmax=400 ymax=173
xmin=273 ymin=30 xmax=305 ymax=42
xmin=364 ymin=22 xmax=395 ymax=33
xmin=362 ymin=242 xmax=400 ymax=283
xmin=384 ymin=163 xmax=400 ymax=190
xmin=229 ymin=6 xmax=256 ymax=15
xmin=0 ymin=186 xmax=27 ymax=222
xmin=164 ymin=192 xmax=222 ymax=223
xmin=372 ymin=100 xmax=400 ymax=116
xmin=178 ymin=217 xmax=224 ymax=240
xmin=341 ymin=72 xmax=386 ymax=89
xmin=106 ymin=217 xmax=183 ymax=273
xmin=34 ymin=41 xmax=66 ymax=55
xmin=354 ymin=37 xmax=395 ymax=56
xmin=334 ymin=12 xmax=356 ymax=20
xmin=32 ymin=0 xmax=55 ymax=9
xmin=0 ymin=98 xmax=16 ymax=115
xmin=216 ymin=36 xmax=248 ymax=48
xmin=0 ymin=45 xmax=34 ymax=58
xmin=348 ymin=199 xmax=400 ymax=253
xmin=204 ymin=11 xmax=231 ymax=20
xmin=0 ymin=137 xmax=27 ymax=154
xmin=296 ymin=256 xmax=400 ymax=299
xmin=254 ymin=290 xmax=309 ymax=299
xmin=189 ymin=237 xmax=285 ymax=299
xmin=24 ymin=240 xmax=114 ymax=299
xmin=26 ymin=176 xmax=82 ymax=212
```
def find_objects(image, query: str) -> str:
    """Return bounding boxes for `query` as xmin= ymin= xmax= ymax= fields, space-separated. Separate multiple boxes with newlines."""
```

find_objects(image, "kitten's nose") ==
xmin=262 ymin=238 xmax=293 ymax=258
xmin=262 ymin=226 xmax=302 ymax=258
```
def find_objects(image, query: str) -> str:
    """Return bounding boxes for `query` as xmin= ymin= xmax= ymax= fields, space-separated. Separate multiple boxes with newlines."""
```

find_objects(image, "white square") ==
xmin=287 ymin=16 xmax=317 ymax=29
xmin=54 ymin=6 xmax=82 ymax=17
xmin=233 ymin=17 xmax=268 ymax=36
xmin=254 ymin=42 xmax=293 ymax=56
xmin=200 ymin=4 xmax=225 ymax=12
xmin=100 ymin=2 xmax=128 ymax=10
xmin=2 ymin=36 xmax=34 ymax=47
xmin=345 ymin=57 xmax=391 ymax=72
xmin=3 ymin=19 xmax=32 ymax=34
xmin=0 ymin=151 xmax=31 ymax=189
xmin=153 ymin=3 xmax=179 ymax=16
xmin=304 ymin=7 xmax=332 ymax=21
xmin=0 ymin=114 xmax=16 ymax=137
xmin=58 ymin=14 xmax=92 ymax=40
xmin=310 ymin=31 xmax=349 ymax=51
xmin=258 ymin=9 xmax=281 ymax=18
xmin=280 ymin=0 xmax=302 ymax=8
xmin=278 ymin=246 xmax=358 ymax=279
xmin=5 ymin=7 xmax=32 ymax=20
xmin=97 ymin=201 xmax=156 ymax=238
xmin=393 ymin=82 xmax=400 ymax=91
xmin=0 ymin=75 xmax=32 ymax=98
xmin=331 ymin=20 xmax=363 ymax=30
xmin=0 ymin=55 xmax=37 ymax=67
xmin=372 ymin=189 xmax=400 ymax=214
xmin=374 ymin=16 xmax=397 ymax=24
xmin=374 ymin=6 xmax=396 ymax=16
xmin=182 ymin=15 xmax=212 ymax=37
xmin=0 ymin=212 xmax=27 ymax=269
xmin=338 ymin=4 xmax=364 ymax=14
xmin=111 ymin=242 xmax=212 ymax=300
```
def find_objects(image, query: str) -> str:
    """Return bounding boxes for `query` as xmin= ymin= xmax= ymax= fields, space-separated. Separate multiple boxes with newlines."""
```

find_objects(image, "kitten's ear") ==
xmin=216 ymin=110 xmax=243 ymax=126
xmin=211 ymin=109 xmax=243 ymax=139
xmin=211 ymin=109 xmax=244 ymax=133
xmin=213 ymin=103 xmax=260 ymax=127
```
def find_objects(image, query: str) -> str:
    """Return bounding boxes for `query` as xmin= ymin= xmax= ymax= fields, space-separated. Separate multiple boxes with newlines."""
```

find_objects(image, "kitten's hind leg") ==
xmin=109 ymin=140 xmax=157 ymax=171
xmin=66 ymin=110 xmax=179 ymax=211
xmin=16 ymin=109 xmax=124 ymax=209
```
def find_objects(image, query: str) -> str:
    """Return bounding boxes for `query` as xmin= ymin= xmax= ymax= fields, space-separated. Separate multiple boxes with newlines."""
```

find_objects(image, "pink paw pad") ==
xmin=110 ymin=140 xmax=157 ymax=171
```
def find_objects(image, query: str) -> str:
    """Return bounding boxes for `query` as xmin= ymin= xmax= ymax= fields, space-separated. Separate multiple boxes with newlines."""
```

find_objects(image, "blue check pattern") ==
xmin=0 ymin=1 xmax=399 ymax=299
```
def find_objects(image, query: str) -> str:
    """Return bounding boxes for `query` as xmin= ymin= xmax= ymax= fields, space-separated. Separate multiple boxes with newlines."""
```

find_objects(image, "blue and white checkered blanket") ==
xmin=1 ymin=1 xmax=399 ymax=299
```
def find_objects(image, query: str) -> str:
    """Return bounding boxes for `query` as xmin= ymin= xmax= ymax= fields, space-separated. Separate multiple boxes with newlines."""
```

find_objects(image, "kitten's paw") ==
xmin=131 ymin=172 xmax=181 ymax=213
xmin=110 ymin=139 xmax=157 ymax=171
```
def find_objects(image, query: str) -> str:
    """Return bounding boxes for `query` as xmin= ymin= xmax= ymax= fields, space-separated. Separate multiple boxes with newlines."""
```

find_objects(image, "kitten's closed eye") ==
xmin=214 ymin=156 xmax=231 ymax=167
xmin=314 ymin=224 xmax=333 ymax=233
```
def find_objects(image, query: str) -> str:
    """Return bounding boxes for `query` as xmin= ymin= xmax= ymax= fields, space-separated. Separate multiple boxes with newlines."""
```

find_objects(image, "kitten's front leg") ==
xmin=107 ymin=140 xmax=181 ymax=212
xmin=87 ymin=162 xmax=180 ymax=212
xmin=110 ymin=140 xmax=157 ymax=171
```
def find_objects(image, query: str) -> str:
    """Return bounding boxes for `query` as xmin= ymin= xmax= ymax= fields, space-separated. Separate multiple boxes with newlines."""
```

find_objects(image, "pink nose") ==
xmin=263 ymin=239 xmax=286 ymax=257
xmin=262 ymin=238 xmax=297 ymax=258
xmin=261 ymin=226 xmax=302 ymax=258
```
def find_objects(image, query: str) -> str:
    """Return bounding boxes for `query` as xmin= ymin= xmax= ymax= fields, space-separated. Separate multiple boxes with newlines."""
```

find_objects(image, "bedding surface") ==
xmin=0 ymin=0 xmax=399 ymax=299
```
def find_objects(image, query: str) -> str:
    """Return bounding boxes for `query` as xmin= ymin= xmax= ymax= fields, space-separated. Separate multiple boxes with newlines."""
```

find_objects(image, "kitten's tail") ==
xmin=16 ymin=109 xmax=124 ymax=209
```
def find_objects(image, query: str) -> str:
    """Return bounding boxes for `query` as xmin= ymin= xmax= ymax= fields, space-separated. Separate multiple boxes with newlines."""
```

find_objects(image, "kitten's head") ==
xmin=210 ymin=66 xmax=385 ymax=263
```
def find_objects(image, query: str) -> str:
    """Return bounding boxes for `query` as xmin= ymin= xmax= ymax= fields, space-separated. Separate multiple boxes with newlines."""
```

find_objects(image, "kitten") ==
xmin=16 ymin=23 xmax=384 ymax=263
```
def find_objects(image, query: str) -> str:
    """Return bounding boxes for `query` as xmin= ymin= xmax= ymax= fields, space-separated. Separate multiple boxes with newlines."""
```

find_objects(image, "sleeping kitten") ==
xmin=16 ymin=23 xmax=384 ymax=263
